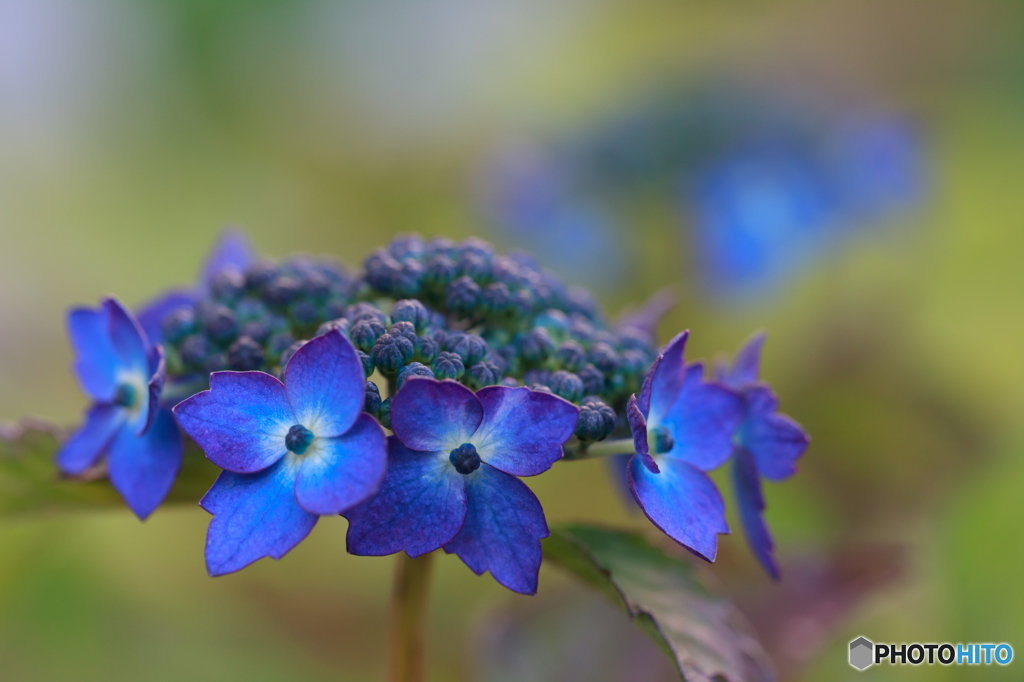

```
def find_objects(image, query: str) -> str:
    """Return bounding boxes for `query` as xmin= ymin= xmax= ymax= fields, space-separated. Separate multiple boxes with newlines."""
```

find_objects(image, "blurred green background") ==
xmin=1 ymin=0 xmax=1023 ymax=679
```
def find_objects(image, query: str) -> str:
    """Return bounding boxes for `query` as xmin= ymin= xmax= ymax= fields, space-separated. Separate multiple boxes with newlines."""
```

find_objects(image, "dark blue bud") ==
xmin=430 ymin=328 xmax=449 ymax=349
xmin=397 ymin=362 xmax=435 ymax=389
xmin=448 ymin=333 xmax=488 ymax=366
xmin=389 ymin=321 xmax=418 ymax=346
xmin=234 ymin=297 xmax=269 ymax=323
xmin=263 ymin=275 xmax=300 ymax=308
xmin=161 ymin=307 xmax=196 ymax=344
xmin=431 ymin=351 xmax=465 ymax=380
xmin=594 ymin=331 xmax=618 ymax=347
xmin=511 ymin=289 xmax=535 ymax=318
xmin=446 ymin=276 xmax=480 ymax=315
xmin=357 ymin=350 xmax=375 ymax=378
xmin=346 ymin=302 xmax=388 ymax=325
xmin=457 ymin=252 xmax=492 ymax=281
xmin=239 ymin=319 xmax=270 ymax=344
xmin=289 ymin=299 xmax=321 ymax=330
xmin=466 ymin=361 xmax=501 ymax=390
xmin=616 ymin=328 xmax=650 ymax=351
xmin=491 ymin=256 xmax=528 ymax=288
xmin=449 ymin=442 xmax=481 ymax=475
xmin=266 ymin=315 xmax=291 ymax=336
xmin=575 ymin=399 xmax=617 ymax=443
xmin=389 ymin=233 xmax=425 ymax=261
xmin=228 ymin=336 xmax=264 ymax=371
xmin=371 ymin=333 xmax=407 ymax=373
xmin=204 ymin=352 xmax=229 ymax=373
xmin=394 ymin=260 xmax=425 ymax=298
xmin=619 ymin=349 xmax=648 ymax=376
xmin=298 ymin=270 xmax=332 ymax=299
xmin=279 ymin=340 xmax=306 ymax=369
xmin=426 ymin=236 xmax=457 ymax=257
xmin=423 ymin=254 xmax=457 ymax=290
xmin=496 ymin=344 xmax=520 ymax=375
xmin=589 ymin=342 xmax=620 ymax=374
xmin=459 ymin=237 xmax=494 ymax=261
xmin=316 ymin=317 xmax=350 ymax=338
xmin=178 ymin=334 xmax=210 ymax=370
xmin=556 ymin=340 xmax=586 ymax=373
xmin=578 ymin=364 xmax=605 ymax=396
xmin=350 ymin=319 xmax=386 ymax=353
xmin=568 ymin=316 xmax=595 ymax=346
xmin=364 ymin=380 xmax=382 ymax=417
xmin=390 ymin=299 xmax=430 ymax=331
xmin=210 ymin=268 xmax=246 ymax=302
xmin=414 ymin=335 xmax=439 ymax=364
xmin=266 ymin=332 xmax=296 ymax=363
xmin=523 ymin=368 xmax=550 ymax=387
xmin=323 ymin=297 xmax=350 ymax=320
xmin=521 ymin=327 xmax=554 ymax=363
xmin=549 ymin=370 xmax=584 ymax=403
xmin=533 ymin=309 xmax=569 ymax=335
xmin=379 ymin=397 xmax=392 ymax=430
xmin=365 ymin=250 xmax=402 ymax=292
xmin=244 ymin=261 xmax=279 ymax=291
xmin=285 ymin=424 xmax=316 ymax=455
xmin=480 ymin=282 xmax=511 ymax=316
xmin=201 ymin=304 xmax=238 ymax=345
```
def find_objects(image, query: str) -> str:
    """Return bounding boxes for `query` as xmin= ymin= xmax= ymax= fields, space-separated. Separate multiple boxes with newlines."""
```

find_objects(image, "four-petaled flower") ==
xmin=57 ymin=298 xmax=182 ymax=519
xmin=625 ymin=331 xmax=744 ymax=561
xmin=714 ymin=332 xmax=809 ymax=578
xmin=174 ymin=330 xmax=387 ymax=576
xmin=343 ymin=378 xmax=578 ymax=594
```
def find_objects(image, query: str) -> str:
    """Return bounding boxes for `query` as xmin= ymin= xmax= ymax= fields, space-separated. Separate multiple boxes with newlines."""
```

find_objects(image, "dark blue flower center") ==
xmin=449 ymin=443 xmax=481 ymax=475
xmin=114 ymin=383 xmax=138 ymax=408
xmin=651 ymin=426 xmax=675 ymax=454
xmin=286 ymin=424 xmax=315 ymax=455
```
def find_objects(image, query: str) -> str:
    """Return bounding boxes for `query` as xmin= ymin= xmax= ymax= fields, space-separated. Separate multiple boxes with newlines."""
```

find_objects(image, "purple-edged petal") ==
xmin=107 ymin=408 xmax=183 ymax=520
xmin=56 ymin=403 xmax=124 ymax=475
xmin=67 ymin=306 xmax=119 ymax=401
xmin=659 ymin=363 xmax=744 ymax=471
xmin=391 ymin=379 xmax=483 ymax=453
xmin=471 ymin=386 xmax=578 ymax=477
xmin=741 ymin=386 xmax=808 ymax=481
xmin=626 ymin=394 xmax=658 ymax=473
xmin=732 ymin=447 xmax=778 ymax=579
xmin=103 ymin=298 xmax=150 ymax=374
xmin=294 ymin=413 xmax=387 ymax=515
xmin=199 ymin=229 xmax=255 ymax=293
xmin=443 ymin=463 xmax=549 ymax=595
xmin=136 ymin=290 xmax=195 ymax=346
xmin=723 ymin=331 xmax=766 ymax=389
xmin=173 ymin=371 xmax=292 ymax=473
xmin=283 ymin=331 xmax=364 ymax=438
xmin=200 ymin=458 xmax=317 ymax=576
xmin=642 ymin=330 xmax=689 ymax=424
xmin=344 ymin=437 xmax=467 ymax=558
xmin=628 ymin=455 xmax=729 ymax=562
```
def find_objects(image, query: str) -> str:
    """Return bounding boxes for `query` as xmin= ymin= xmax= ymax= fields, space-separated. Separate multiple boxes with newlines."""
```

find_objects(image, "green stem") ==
xmin=562 ymin=437 xmax=636 ymax=461
xmin=389 ymin=552 xmax=434 ymax=682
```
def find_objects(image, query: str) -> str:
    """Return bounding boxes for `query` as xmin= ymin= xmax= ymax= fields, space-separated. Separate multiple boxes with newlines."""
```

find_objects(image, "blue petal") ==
xmin=732 ymin=447 xmax=779 ymax=579
xmin=294 ymin=413 xmax=387 ymax=515
xmin=470 ymin=386 xmax=577 ymax=476
xmin=640 ymin=331 xmax=689 ymax=424
xmin=135 ymin=290 xmax=195 ymax=346
xmin=107 ymin=408 xmax=183 ymax=520
xmin=284 ymin=331 xmax=364 ymax=438
xmin=344 ymin=437 xmax=467 ymax=558
xmin=391 ymin=379 xmax=482 ymax=453
xmin=67 ymin=306 xmax=119 ymax=401
xmin=104 ymin=298 xmax=150 ymax=374
xmin=628 ymin=455 xmax=729 ymax=562
xmin=138 ymin=345 xmax=166 ymax=436
xmin=199 ymin=229 xmax=256 ymax=294
xmin=741 ymin=386 xmax=808 ymax=481
xmin=626 ymin=394 xmax=658 ymax=473
xmin=443 ymin=463 xmax=548 ymax=595
xmin=200 ymin=457 xmax=317 ymax=576
xmin=715 ymin=332 xmax=765 ymax=389
xmin=56 ymin=403 xmax=123 ymax=475
xmin=659 ymin=363 xmax=745 ymax=471
xmin=173 ymin=371 xmax=292 ymax=473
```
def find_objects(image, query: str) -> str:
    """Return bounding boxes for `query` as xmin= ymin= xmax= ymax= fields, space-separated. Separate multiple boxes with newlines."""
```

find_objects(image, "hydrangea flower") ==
xmin=57 ymin=298 xmax=182 ymax=519
xmin=625 ymin=331 xmax=744 ymax=561
xmin=136 ymin=230 xmax=255 ymax=344
xmin=715 ymin=332 xmax=809 ymax=578
xmin=173 ymin=330 xmax=387 ymax=576
xmin=344 ymin=379 xmax=578 ymax=594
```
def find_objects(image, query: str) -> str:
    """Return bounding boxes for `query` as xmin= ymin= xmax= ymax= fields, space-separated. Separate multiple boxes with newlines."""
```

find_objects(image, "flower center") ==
xmin=285 ymin=424 xmax=315 ymax=455
xmin=449 ymin=443 xmax=481 ymax=475
xmin=649 ymin=426 xmax=675 ymax=455
xmin=114 ymin=383 xmax=138 ymax=408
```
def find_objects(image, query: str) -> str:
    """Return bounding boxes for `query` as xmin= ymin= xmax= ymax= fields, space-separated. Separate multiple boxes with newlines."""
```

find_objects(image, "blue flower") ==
xmin=57 ymin=298 xmax=183 ymax=519
xmin=136 ymin=230 xmax=255 ymax=344
xmin=714 ymin=332 xmax=809 ymax=579
xmin=344 ymin=379 xmax=579 ymax=595
xmin=173 ymin=330 xmax=387 ymax=576
xmin=625 ymin=331 xmax=744 ymax=561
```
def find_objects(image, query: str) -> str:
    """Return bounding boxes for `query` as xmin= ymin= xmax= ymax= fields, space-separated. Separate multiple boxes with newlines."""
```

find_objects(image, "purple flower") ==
xmin=625 ymin=331 xmax=744 ymax=561
xmin=136 ymin=230 xmax=255 ymax=344
xmin=715 ymin=332 xmax=809 ymax=578
xmin=173 ymin=330 xmax=386 ymax=576
xmin=344 ymin=379 xmax=578 ymax=595
xmin=57 ymin=298 xmax=182 ymax=519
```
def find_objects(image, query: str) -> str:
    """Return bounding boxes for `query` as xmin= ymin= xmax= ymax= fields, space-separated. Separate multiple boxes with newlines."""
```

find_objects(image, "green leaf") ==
xmin=0 ymin=420 xmax=219 ymax=516
xmin=542 ymin=524 xmax=775 ymax=682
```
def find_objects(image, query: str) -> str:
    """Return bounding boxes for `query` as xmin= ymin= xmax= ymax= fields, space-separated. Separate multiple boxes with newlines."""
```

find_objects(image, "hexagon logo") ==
xmin=849 ymin=637 xmax=874 ymax=670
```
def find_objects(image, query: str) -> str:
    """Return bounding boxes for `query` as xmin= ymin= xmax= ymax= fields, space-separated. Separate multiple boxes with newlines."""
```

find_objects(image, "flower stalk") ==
xmin=562 ymin=437 xmax=635 ymax=461
xmin=389 ymin=551 xmax=435 ymax=682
